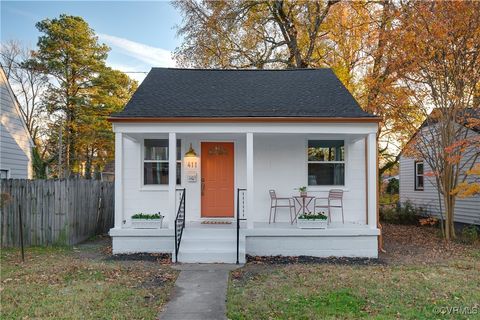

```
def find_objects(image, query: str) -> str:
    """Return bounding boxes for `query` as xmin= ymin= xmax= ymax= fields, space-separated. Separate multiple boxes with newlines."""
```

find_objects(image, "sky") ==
xmin=1 ymin=1 xmax=183 ymax=82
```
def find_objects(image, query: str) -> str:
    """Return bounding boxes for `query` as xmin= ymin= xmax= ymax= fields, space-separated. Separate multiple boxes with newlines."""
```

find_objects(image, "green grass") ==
xmin=227 ymin=258 xmax=480 ymax=319
xmin=1 ymin=244 xmax=177 ymax=319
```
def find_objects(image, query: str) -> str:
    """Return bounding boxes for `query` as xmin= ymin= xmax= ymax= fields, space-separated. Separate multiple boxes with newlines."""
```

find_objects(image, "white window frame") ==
xmin=414 ymin=160 xmax=424 ymax=191
xmin=141 ymin=139 xmax=182 ymax=188
xmin=0 ymin=169 xmax=10 ymax=179
xmin=306 ymin=139 xmax=346 ymax=187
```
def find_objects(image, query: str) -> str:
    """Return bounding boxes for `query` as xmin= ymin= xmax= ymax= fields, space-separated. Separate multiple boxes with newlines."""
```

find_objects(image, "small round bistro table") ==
xmin=292 ymin=195 xmax=315 ymax=224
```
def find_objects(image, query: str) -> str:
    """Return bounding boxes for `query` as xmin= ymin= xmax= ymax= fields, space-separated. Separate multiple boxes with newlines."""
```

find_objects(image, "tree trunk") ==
xmin=58 ymin=125 xmax=63 ymax=179
xmin=85 ymin=148 xmax=93 ymax=179
xmin=444 ymin=194 xmax=456 ymax=240
xmin=442 ymin=163 xmax=456 ymax=240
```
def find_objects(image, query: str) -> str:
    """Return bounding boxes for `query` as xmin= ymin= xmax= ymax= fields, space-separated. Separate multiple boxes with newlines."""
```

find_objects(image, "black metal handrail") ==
xmin=236 ymin=188 xmax=247 ymax=264
xmin=174 ymin=188 xmax=186 ymax=263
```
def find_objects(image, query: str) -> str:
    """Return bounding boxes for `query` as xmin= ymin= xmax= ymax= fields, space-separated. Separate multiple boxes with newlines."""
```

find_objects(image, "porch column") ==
xmin=367 ymin=133 xmax=377 ymax=228
xmin=168 ymin=132 xmax=177 ymax=229
xmin=246 ymin=132 xmax=254 ymax=229
xmin=114 ymin=132 xmax=123 ymax=229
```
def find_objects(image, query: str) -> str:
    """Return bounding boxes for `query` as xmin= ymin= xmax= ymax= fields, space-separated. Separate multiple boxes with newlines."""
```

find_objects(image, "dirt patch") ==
xmin=73 ymin=236 xmax=173 ymax=265
xmin=379 ymin=223 xmax=479 ymax=265
xmin=139 ymin=273 xmax=177 ymax=289
xmin=231 ymin=263 xmax=277 ymax=284
xmin=72 ymin=235 xmax=112 ymax=260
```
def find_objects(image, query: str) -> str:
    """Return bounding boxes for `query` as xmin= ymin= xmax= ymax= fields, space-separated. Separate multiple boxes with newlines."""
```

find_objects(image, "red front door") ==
xmin=201 ymin=142 xmax=234 ymax=217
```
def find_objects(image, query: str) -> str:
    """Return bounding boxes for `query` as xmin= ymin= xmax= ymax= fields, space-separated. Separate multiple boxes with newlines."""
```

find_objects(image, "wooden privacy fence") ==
xmin=0 ymin=179 xmax=114 ymax=247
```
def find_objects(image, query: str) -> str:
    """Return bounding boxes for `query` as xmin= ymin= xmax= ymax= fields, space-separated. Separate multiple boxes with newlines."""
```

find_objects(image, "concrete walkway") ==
xmin=158 ymin=264 xmax=240 ymax=320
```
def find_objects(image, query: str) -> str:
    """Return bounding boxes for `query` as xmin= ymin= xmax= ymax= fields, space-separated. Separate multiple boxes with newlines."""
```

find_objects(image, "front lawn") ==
xmin=1 ymin=238 xmax=178 ymax=319
xmin=227 ymin=224 xmax=480 ymax=319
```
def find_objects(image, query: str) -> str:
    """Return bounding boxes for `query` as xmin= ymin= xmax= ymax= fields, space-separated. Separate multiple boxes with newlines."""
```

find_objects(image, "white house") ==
xmin=0 ymin=67 xmax=33 ymax=179
xmin=108 ymin=68 xmax=381 ymax=263
xmin=400 ymin=109 xmax=480 ymax=225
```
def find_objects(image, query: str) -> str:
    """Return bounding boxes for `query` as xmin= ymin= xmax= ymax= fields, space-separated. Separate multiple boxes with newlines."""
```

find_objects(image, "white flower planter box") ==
xmin=297 ymin=219 xmax=328 ymax=229
xmin=131 ymin=218 xmax=163 ymax=229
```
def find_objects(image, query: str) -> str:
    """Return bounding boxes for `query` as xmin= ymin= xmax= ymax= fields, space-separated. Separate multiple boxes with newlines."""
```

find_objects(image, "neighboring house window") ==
xmin=0 ymin=169 xmax=9 ymax=179
xmin=414 ymin=161 xmax=424 ymax=190
xmin=144 ymin=139 xmax=181 ymax=185
xmin=307 ymin=140 xmax=345 ymax=185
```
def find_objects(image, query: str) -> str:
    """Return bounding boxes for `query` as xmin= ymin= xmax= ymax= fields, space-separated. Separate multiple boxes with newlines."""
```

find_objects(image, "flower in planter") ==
xmin=131 ymin=212 xmax=164 ymax=220
xmin=298 ymin=212 xmax=328 ymax=220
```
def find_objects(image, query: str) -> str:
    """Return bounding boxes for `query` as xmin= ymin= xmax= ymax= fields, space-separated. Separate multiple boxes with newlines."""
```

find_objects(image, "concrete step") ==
xmin=175 ymin=227 xmax=246 ymax=263
xmin=181 ymin=238 xmax=244 ymax=250
xmin=177 ymin=249 xmax=246 ymax=263
xmin=181 ymin=228 xmax=238 ymax=238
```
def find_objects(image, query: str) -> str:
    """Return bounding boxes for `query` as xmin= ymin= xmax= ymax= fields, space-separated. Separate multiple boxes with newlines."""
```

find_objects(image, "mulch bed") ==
xmin=246 ymin=255 xmax=383 ymax=265
xmin=108 ymin=252 xmax=172 ymax=264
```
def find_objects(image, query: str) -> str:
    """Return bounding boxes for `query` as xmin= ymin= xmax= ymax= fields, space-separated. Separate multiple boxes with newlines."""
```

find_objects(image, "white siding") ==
xmin=0 ymin=69 xmax=33 ymax=179
xmin=119 ymin=132 xmax=369 ymax=226
xmin=399 ymin=128 xmax=480 ymax=225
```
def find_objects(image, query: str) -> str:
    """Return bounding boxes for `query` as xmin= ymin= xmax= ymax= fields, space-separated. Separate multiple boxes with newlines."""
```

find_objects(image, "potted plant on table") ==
xmin=297 ymin=212 xmax=328 ymax=229
xmin=131 ymin=212 xmax=164 ymax=229
xmin=298 ymin=186 xmax=308 ymax=197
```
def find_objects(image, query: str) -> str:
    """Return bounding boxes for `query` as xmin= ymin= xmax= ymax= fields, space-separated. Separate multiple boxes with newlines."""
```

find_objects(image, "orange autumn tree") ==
xmin=397 ymin=2 xmax=480 ymax=240
xmin=453 ymin=164 xmax=480 ymax=198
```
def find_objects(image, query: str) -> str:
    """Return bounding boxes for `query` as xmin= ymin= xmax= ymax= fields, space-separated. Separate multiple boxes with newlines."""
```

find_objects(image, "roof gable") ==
xmin=111 ymin=68 xmax=377 ymax=120
xmin=400 ymin=108 xmax=479 ymax=156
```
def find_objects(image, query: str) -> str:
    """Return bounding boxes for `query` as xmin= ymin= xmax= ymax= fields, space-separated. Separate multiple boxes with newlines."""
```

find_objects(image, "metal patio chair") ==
xmin=313 ymin=189 xmax=344 ymax=224
xmin=269 ymin=190 xmax=295 ymax=224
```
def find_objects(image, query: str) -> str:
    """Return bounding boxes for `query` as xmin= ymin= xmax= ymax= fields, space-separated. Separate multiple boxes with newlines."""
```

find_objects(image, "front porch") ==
xmin=110 ymin=122 xmax=380 ymax=262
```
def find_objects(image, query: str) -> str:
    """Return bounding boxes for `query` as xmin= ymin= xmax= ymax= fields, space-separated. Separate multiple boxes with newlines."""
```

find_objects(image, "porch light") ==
xmin=184 ymin=143 xmax=197 ymax=157
xmin=184 ymin=144 xmax=199 ymax=182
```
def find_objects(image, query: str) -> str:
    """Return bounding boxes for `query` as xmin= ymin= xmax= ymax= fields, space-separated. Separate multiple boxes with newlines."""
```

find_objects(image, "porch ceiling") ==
xmin=123 ymin=132 xmax=369 ymax=142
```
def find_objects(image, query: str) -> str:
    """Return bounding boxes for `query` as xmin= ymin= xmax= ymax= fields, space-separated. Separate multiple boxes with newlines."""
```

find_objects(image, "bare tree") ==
xmin=0 ymin=40 xmax=49 ymax=143
xmin=173 ymin=0 xmax=339 ymax=69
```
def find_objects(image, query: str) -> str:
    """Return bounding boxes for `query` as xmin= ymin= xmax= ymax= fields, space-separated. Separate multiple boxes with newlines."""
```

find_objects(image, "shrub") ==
xmin=399 ymin=202 xmax=422 ymax=224
xmin=379 ymin=206 xmax=397 ymax=223
xmin=386 ymin=178 xmax=399 ymax=194
xmin=461 ymin=225 xmax=478 ymax=245
xmin=380 ymin=201 xmax=420 ymax=225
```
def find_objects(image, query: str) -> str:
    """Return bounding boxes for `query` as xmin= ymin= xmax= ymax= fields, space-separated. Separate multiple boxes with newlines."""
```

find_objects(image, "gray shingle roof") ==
xmin=111 ymin=68 xmax=376 ymax=118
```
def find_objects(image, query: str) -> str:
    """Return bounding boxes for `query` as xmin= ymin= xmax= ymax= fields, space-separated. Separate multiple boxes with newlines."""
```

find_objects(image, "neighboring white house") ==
xmin=108 ymin=68 xmax=381 ymax=263
xmin=399 ymin=110 xmax=480 ymax=225
xmin=0 ymin=67 xmax=33 ymax=179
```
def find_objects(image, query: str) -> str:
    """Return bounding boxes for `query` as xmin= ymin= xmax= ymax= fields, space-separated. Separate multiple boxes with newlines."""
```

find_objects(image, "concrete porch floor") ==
xmin=185 ymin=220 xmax=370 ymax=228
xmin=182 ymin=220 xmax=378 ymax=235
